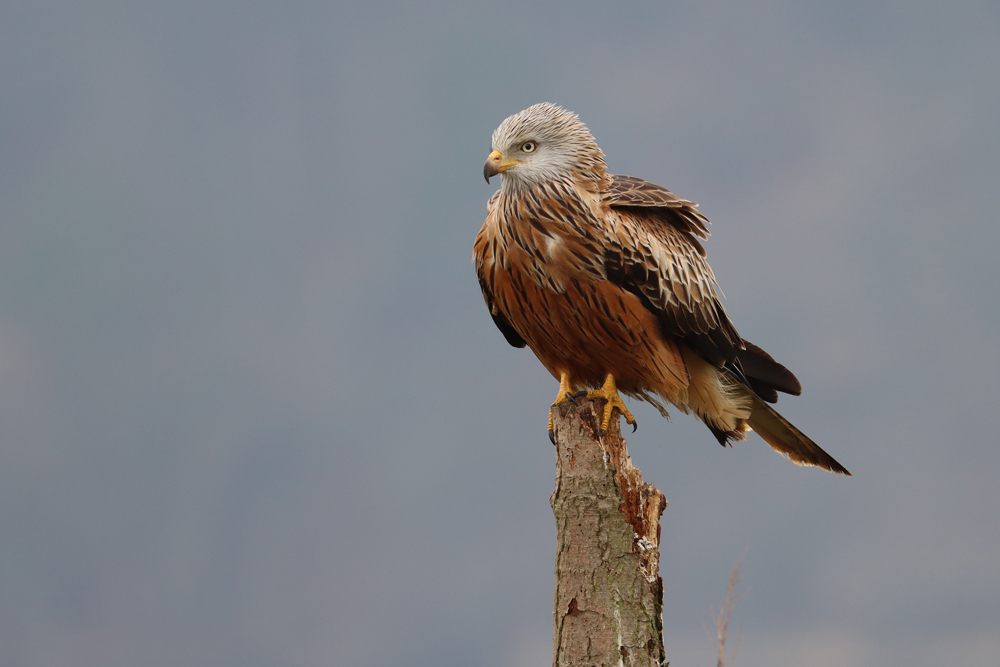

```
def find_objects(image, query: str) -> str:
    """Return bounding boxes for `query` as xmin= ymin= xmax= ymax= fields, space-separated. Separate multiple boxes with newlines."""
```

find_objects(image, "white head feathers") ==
xmin=490 ymin=103 xmax=606 ymax=187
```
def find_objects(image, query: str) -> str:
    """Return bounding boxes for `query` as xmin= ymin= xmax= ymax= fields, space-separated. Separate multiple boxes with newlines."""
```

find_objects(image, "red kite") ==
xmin=474 ymin=103 xmax=848 ymax=475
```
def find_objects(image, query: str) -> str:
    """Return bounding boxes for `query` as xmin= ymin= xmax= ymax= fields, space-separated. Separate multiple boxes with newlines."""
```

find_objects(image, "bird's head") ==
xmin=484 ymin=103 xmax=605 ymax=187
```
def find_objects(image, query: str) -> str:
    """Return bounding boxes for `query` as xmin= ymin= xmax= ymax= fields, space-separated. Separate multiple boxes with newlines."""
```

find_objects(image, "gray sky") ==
xmin=1 ymin=1 xmax=998 ymax=666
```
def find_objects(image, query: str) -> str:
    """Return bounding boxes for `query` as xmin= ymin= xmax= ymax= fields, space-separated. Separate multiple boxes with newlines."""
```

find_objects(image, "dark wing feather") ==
xmin=603 ymin=174 xmax=712 ymax=243
xmin=478 ymin=275 xmax=526 ymax=348
xmin=604 ymin=213 xmax=741 ymax=367
xmin=734 ymin=340 xmax=801 ymax=401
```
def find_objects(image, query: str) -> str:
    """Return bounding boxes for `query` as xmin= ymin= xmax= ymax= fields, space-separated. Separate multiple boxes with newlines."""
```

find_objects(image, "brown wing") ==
xmin=602 ymin=176 xmax=802 ymax=397
xmin=603 ymin=202 xmax=741 ymax=368
xmin=602 ymin=174 xmax=711 ymax=244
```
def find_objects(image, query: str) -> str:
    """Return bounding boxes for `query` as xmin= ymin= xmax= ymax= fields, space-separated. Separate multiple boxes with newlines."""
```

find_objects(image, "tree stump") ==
xmin=550 ymin=397 xmax=667 ymax=667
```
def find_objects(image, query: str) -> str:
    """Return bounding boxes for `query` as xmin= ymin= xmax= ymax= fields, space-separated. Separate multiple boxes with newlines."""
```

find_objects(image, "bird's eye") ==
xmin=521 ymin=141 xmax=536 ymax=153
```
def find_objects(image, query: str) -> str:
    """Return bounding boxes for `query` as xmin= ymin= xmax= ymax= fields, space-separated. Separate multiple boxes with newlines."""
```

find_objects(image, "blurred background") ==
xmin=1 ymin=1 xmax=998 ymax=665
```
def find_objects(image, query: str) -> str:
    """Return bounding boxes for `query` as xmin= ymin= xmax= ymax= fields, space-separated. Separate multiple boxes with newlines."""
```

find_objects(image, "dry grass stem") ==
xmin=706 ymin=556 xmax=745 ymax=667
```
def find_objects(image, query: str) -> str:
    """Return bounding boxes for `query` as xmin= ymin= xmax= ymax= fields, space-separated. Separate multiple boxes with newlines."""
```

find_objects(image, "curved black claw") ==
xmin=570 ymin=390 xmax=589 ymax=400
xmin=548 ymin=429 xmax=556 ymax=445
xmin=598 ymin=419 xmax=637 ymax=438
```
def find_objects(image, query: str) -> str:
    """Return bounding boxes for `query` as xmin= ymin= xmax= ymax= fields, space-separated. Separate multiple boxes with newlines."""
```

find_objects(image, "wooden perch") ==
xmin=550 ymin=397 xmax=667 ymax=667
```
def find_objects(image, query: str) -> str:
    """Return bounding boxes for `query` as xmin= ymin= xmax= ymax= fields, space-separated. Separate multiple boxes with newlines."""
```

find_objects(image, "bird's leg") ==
xmin=587 ymin=373 xmax=637 ymax=435
xmin=548 ymin=371 xmax=574 ymax=444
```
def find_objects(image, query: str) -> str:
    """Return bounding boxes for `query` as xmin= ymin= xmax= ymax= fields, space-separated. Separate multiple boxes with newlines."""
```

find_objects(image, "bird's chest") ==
xmin=481 ymin=217 xmax=612 ymax=333
xmin=487 ymin=211 xmax=605 ymax=295
xmin=485 ymin=243 xmax=661 ymax=385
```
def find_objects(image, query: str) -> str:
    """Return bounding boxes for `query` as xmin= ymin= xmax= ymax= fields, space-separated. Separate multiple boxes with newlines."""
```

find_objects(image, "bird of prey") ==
xmin=474 ymin=103 xmax=849 ymax=475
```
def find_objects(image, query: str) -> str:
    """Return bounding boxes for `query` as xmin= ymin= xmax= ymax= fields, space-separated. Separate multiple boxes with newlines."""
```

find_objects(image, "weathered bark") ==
xmin=550 ymin=397 xmax=667 ymax=667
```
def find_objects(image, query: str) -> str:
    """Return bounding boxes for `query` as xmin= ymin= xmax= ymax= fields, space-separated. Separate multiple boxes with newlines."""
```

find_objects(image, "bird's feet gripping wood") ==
xmin=588 ymin=373 xmax=637 ymax=436
xmin=548 ymin=372 xmax=574 ymax=444
xmin=548 ymin=372 xmax=637 ymax=443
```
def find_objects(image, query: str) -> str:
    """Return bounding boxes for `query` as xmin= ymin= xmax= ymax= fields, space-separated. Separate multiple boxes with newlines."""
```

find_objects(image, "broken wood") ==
xmin=550 ymin=397 xmax=667 ymax=667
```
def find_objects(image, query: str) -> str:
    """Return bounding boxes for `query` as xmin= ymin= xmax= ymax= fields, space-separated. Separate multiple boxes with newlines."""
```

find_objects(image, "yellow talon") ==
xmin=548 ymin=372 xmax=573 ymax=443
xmin=586 ymin=373 xmax=636 ymax=434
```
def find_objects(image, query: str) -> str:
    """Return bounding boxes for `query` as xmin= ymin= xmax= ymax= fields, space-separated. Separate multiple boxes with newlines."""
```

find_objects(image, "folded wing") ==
xmin=602 ymin=174 xmax=798 ymax=400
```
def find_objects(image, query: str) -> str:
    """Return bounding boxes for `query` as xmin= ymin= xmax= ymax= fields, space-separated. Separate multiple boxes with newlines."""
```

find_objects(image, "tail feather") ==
xmin=745 ymin=391 xmax=850 ymax=475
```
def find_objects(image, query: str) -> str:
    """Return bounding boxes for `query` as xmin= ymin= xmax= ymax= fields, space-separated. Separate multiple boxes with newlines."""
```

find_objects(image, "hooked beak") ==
xmin=484 ymin=149 xmax=520 ymax=183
